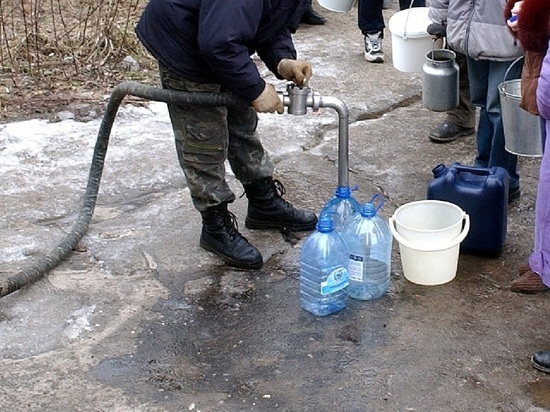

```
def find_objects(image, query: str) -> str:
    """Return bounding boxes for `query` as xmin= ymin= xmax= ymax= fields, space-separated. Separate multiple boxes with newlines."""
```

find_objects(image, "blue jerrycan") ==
xmin=427 ymin=163 xmax=509 ymax=256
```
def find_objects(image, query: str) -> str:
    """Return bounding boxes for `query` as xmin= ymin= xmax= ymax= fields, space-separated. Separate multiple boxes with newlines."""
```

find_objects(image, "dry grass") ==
xmin=0 ymin=0 xmax=159 ymax=122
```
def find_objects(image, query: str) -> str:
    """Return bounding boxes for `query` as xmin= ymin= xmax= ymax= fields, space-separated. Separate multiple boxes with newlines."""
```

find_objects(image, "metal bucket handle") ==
xmin=402 ymin=0 xmax=417 ymax=39
xmin=503 ymin=56 xmax=524 ymax=82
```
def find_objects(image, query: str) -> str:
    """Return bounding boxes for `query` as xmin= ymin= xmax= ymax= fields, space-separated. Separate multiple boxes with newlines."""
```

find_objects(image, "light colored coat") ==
xmin=429 ymin=0 xmax=524 ymax=62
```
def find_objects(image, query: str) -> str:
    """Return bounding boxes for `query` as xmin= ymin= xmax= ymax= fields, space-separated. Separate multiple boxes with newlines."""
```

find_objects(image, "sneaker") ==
xmin=364 ymin=32 xmax=384 ymax=63
xmin=510 ymin=269 xmax=550 ymax=294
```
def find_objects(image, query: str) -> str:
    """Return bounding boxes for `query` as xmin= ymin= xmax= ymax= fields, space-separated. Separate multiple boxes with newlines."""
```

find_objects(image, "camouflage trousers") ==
xmin=159 ymin=65 xmax=274 ymax=212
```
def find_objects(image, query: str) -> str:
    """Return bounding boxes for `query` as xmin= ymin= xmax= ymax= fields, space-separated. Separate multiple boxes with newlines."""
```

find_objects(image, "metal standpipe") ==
xmin=280 ymin=83 xmax=350 ymax=188
xmin=0 ymin=81 xmax=350 ymax=299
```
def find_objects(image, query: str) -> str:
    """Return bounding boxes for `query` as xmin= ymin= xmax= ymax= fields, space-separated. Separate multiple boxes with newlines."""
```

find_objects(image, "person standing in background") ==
xmin=505 ymin=0 xmax=550 ymax=293
xmin=505 ymin=0 xmax=550 ymax=373
xmin=426 ymin=22 xmax=476 ymax=143
xmin=358 ymin=0 xmax=425 ymax=63
xmin=429 ymin=0 xmax=524 ymax=203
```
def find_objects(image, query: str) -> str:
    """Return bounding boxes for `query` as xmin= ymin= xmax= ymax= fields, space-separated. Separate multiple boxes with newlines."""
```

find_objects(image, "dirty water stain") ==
xmin=90 ymin=266 xmax=396 ymax=409
xmin=90 ymin=267 xmax=292 ymax=405
xmin=526 ymin=379 xmax=550 ymax=409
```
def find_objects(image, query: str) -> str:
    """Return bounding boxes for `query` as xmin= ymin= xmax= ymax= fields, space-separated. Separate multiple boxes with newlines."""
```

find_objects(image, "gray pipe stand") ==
xmin=281 ymin=83 xmax=351 ymax=188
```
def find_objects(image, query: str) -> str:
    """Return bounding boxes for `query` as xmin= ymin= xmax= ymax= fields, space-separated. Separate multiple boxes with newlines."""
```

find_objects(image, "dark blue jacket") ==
xmin=136 ymin=0 xmax=307 ymax=102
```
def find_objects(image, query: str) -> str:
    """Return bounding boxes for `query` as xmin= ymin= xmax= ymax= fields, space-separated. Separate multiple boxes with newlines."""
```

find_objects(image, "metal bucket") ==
xmin=499 ymin=58 xmax=542 ymax=157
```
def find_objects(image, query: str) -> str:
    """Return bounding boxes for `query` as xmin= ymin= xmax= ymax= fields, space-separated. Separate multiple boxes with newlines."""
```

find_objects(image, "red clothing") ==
xmin=505 ymin=0 xmax=550 ymax=115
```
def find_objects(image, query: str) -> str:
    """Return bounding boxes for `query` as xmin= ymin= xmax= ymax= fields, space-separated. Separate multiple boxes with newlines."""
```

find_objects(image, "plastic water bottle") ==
xmin=319 ymin=186 xmax=361 ymax=232
xmin=300 ymin=214 xmax=349 ymax=316
xmin=340 ymin=194 xmax=392 ymax=300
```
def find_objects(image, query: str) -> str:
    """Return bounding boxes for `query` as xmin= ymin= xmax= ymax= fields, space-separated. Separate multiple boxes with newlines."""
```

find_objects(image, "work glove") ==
xmin=252 ymin=83 xmax=284 ymax=114
xmin=427 ymin=22 xmax=447 ymax=39
xmin=277 ymin=59 xmax=312 ymax=87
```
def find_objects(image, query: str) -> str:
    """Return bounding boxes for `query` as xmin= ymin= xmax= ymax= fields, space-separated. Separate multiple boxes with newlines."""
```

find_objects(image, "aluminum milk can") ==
xmin=422 ymin=49 xmax=459 ymax=112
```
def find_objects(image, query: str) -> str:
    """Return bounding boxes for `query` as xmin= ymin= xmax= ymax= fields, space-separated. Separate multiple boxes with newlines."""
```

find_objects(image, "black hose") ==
xmin=0 ymin=81 xmax=248 ymax=299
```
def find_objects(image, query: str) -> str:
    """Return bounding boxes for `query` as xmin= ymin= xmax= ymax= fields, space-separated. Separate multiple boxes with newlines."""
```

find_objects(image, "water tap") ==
xmin=279 ymin=83 xmax=320 ymax=115
xmin=277 ymin=82 xmax=351 ymax=189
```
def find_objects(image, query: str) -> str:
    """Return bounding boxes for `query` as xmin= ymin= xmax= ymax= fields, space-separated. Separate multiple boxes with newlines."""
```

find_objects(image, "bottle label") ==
xmin=348 ymin=254 xmax=364 ymax=282
xmin=320 ymin=266 xmax=349 ymax=295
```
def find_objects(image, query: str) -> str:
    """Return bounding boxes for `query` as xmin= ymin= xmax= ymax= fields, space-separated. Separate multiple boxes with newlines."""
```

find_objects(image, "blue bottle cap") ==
xmin=360 ymin=203 xmax=376 ymax=218
xmin=317 ymin=213 xmax=335 ymax=232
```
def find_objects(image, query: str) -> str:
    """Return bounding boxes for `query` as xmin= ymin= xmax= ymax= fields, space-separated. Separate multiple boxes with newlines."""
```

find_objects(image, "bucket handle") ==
xmin=401 ymin=0 xmax=417 ymax=39
xmin=388 ymin=213 xmax=470 ymax=252
xmin=503 ymin=56 xmax=524 ymax=82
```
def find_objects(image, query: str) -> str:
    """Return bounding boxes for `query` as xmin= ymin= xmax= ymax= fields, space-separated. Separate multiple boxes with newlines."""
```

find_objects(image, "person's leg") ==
xmin=485 ymin=60 xmax=520 ymax=192
xmin=301 ymin=0 xmax=326 ymax=25
xmin=160 ymin=66 xmax=234 ymax=212
xmin=429 ymin=51 xmax=476 ymax=143
xmin=467 ymin=57 xmax=491 ymax=168
xmin=467 ymin=57 xmax=520 ymax=195
xmin=446 ymin=52 xmax=476 ymax=129
xmin=513 ymin=118 xmax=550 ymax=292
xmin=226 ymin=104 xmax=273 ymax=184
xmin=513 ymin=118 xmax=550 ymax=293
xmin=225 ymin=97 xmax=318 ymax=232
xmin=358 ymin=0 xmax=384 ymax=35
xmin=159 ymin=65 xmax=263 ymax=269
xmin=399 ymin=0 xmax=425 ymax=9
xmin=528 ymin=118 xmax=550 ymax=287
xmin=358 ymin=0 xmax=385 ymax=63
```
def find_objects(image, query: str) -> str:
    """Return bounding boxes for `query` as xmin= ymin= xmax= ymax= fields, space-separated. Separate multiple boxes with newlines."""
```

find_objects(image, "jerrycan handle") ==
xmin=367 ymin=193 xmax=384 ymax=214
xmin=451 ymin=164 xmax=491 ymax=177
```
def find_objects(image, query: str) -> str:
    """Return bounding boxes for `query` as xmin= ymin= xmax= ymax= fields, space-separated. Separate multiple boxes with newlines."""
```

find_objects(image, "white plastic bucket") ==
xmin=317 ymin=0 xmax=356 ymax=12
xmin=388 ymin=7 xmax=443 ymax=73
xmin=389 ymin=200 xmax=470 ymax=286
xmin=393 ymin=200 xmax=464 ymax=245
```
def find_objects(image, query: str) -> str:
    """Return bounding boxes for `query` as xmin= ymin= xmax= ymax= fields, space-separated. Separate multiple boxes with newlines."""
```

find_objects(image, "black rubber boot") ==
xmin=200 ymin=203 xmax=263 ymax=269
xmin=244 ymin=177 xmax=318 ymax=231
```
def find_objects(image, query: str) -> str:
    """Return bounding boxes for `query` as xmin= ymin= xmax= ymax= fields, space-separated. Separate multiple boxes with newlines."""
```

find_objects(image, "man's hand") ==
xmin=427 ymin=22 xmax=447 ymax=39
xmin=252 ymin=83 xmax=284 ymax=114
xmin=277 ymin=59 xmax=312 ymax=87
